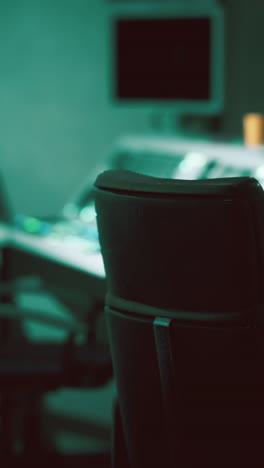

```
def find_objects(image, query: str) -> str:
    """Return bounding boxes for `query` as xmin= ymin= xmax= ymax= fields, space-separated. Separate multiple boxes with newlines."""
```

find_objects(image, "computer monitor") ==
xmin=109 ymin=2 xmax=224 ymax=115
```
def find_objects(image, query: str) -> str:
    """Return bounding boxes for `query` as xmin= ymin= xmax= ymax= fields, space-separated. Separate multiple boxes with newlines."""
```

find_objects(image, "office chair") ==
xmin=0 ymin=285 xmax=112 ymax=457
xmin=0 ymin=177 xmax=112 ymax=462
xmin=94 ymin=169 xmax=264 ymax=468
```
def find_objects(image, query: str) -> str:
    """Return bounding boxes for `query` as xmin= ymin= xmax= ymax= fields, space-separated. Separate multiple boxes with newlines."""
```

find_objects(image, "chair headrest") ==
xmin=95 ymin=169 xmax=263 ymax=199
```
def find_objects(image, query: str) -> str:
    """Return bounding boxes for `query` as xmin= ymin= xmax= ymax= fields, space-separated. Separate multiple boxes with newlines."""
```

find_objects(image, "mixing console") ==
xmin=13 ymin=136 xmax=264 ymax=253
xmin=112 ymin=136 xmax=264 ymax=185
xmin=14 ymin=202 xmax=100 ymax=253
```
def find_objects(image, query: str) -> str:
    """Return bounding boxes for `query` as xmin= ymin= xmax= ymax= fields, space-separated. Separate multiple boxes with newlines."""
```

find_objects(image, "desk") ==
xmin=0 ymin=223 xmax=107 ymax=322
xmin=10 ymin=229 xmax=105 ymax=280
xmin=0 ymin=224 xmax=9 ymax=247
xmin=0 ymin=225 xmax=113 ymax=455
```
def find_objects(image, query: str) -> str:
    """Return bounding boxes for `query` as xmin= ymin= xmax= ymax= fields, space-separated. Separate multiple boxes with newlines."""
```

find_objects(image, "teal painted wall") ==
xmin=222 ymin=0 xmax=264 ymax=137
xmin=0 ymin=0 xmax=149 ymax=216
xmin=0 ymin=0 xmax=262 ymax=215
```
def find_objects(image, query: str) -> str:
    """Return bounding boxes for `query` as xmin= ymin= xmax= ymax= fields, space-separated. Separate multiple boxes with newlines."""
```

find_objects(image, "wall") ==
xmin=0 ymin=0 xmax=150 ymax=216
xmin=0 ymin=0 xmax=263 ymax=215
xmin=222 ymin=0 xmax=264 ymax=138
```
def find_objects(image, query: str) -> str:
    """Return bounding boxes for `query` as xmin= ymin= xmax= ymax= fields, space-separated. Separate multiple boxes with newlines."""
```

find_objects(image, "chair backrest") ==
xmin=94 ymin=170 xmax=264 ymax=468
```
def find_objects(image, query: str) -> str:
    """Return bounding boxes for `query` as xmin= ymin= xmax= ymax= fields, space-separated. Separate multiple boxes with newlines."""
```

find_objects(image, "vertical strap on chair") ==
xmin=153 ymin=317 xmax=180 ymax=467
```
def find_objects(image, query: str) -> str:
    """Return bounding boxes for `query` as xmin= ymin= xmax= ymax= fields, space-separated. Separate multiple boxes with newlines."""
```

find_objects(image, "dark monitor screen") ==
xmin=115 ymin=17 xmax=211 ymax=101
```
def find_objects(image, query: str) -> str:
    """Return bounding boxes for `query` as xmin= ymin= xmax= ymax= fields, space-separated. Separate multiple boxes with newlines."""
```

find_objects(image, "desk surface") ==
xmin=0 ymin=223 xmax=106 ymax=279
xmin=0 ymin=224 xmax=9 ymax=245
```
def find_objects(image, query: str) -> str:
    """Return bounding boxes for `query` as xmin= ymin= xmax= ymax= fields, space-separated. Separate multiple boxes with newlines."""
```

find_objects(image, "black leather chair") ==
xmin=94 ymin=169 xmax=264 ymax=468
